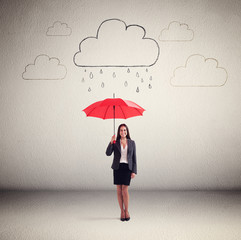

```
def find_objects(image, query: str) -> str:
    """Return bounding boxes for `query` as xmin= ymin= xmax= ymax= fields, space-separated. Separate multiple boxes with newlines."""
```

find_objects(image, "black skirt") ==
xmin=113 ymin=163 xmax=132 ymax=186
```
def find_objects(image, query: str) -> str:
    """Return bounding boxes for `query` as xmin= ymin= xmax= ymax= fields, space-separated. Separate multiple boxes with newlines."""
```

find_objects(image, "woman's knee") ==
xmin=122 ymin=185 xmax=128 ymax=195
xmin=117 ymin=185 xmax=122 ymax=194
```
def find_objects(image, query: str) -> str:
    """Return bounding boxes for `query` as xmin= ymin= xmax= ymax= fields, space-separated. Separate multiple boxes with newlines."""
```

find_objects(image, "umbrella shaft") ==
xmin=113 ymin=93 xmax=115 ymax=136
xmin=113 ymin=105 xmax=115 ymax=135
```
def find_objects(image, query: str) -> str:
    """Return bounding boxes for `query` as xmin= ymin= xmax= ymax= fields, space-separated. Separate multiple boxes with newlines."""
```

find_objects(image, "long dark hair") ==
xmin=116 ymin=123 xmax=131 ymax=140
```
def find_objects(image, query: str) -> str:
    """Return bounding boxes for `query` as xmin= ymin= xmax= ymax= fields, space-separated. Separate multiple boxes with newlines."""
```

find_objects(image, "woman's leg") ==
xmin=116 ymin=185 xmax=125 ymax=218
xmin=122 ymin=185 xmax=130 ymax=218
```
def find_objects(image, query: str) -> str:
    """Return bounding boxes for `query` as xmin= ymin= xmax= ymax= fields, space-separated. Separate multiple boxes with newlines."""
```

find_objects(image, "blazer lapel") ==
xmin=116 ymin=139 xmax=131 ymax=154
xmin=116 ymin=140 xmax=121 ymax=153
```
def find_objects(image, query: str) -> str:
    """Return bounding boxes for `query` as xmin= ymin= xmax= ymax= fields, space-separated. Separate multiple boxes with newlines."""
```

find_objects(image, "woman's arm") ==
xmin=132 ymin=141 xmax=137 ymax=175
xmin=105 ymin=135 xmax=116 ymax=156
xmin=106 ymin=142 xmax=114 ymax=156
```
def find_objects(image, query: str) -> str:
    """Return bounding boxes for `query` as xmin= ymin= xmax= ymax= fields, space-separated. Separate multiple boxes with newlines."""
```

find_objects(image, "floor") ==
xmin=0 ymin=190 xmax=241 ymax=240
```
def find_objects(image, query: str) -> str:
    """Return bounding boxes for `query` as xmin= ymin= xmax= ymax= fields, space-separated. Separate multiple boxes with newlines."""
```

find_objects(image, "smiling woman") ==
xmin=106 ymin=124 xmax=137 ymax=221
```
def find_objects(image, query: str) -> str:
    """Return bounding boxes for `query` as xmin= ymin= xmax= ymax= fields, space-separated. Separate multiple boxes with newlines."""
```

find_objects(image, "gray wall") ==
xmin=0 ymin=0 xmax=241 ymax=190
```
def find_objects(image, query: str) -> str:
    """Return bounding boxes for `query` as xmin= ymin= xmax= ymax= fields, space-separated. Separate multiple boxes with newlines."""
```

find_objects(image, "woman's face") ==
xmin=119 ymin=126 xmax=127 ymax=138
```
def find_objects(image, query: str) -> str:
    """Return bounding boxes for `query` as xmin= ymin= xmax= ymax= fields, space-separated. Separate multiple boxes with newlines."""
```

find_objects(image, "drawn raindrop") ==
xmin=84 ymin=69 xmax=87 ymax=72
xmin=136 ymin=72 xmax=139 ymax=78
xmin=100 ymin=69 xmax=103 ymax=74
xmin=148 ymin=84 xmax=152 ymax=89
xmin=141 ymin=78 xmax=144 ymax=83
xmin=81 ymin=77 xmax=85 ymax=83
xmin=101 ymin=82 xmax=105 ymax=88
xmin=124 ymin=81 xmax=128 ymax=87
xmin=149 ymin=76 xmax=152 ymax=81
xmin=113 ymin=72 xmax=116 ymax=78
xmin=136 ymin=87 xmax=139 ymax=93
xmin=146 ymin=68 xmax=148 ymax=72
xmin=127 ymin=68 xmax=130 ymax=73
xmin=89 ymin=72 xmax=94 ymax=79
xmin=88 ymin=87 xmax=91 ymax=92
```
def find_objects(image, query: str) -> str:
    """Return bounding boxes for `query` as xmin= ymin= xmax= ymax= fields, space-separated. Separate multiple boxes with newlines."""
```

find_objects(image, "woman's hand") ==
xmin=110 ymin=135 xmax=116 ymax=144
xmin=131 ymin=173 xmax=136 ymax=179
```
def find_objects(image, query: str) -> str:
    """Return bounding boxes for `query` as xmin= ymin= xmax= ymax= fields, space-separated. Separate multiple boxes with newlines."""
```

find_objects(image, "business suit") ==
xmin=106 ymin=139 xmax=137 ymax=175
xmin=106 ymin=135 xmax=135 ymax=220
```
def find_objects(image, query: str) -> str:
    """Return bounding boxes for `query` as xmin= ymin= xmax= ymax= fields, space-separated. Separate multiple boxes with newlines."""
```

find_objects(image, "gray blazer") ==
xmin=106 ymin=139 xmax=137 ymax=174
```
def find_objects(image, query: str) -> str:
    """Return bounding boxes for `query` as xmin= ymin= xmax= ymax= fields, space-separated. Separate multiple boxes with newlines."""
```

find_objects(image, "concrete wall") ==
xmin=0 ymin=0 xmax=241 ymax=190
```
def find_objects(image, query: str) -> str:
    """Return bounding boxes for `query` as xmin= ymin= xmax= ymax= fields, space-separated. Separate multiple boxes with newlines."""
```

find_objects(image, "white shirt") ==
xmin=120 ymin=143 xmax=128 ymax=164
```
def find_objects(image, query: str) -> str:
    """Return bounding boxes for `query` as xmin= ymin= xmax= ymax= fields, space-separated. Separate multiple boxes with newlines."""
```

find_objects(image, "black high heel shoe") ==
xmin=125 ymin=211 xmax=130 ymax=221
xmin=120 ymin=211 xmax=125 ymax=221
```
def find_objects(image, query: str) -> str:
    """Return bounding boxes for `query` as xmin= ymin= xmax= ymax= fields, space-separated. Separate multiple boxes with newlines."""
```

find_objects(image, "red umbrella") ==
xmin=83 ymin=94 xmax=145 ymax=135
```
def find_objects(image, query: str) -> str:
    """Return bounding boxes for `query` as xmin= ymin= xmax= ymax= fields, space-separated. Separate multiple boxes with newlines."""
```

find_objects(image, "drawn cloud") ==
xmin=73 ymin=18 xmax=160 ymax=67
xmin=159 ymin=21 xmax=194 ymax=41
xmin=22 ymin=54 xmax=67 ymax=80
xmin=46 ymin=21 xmax=72 ymax=36
xmin=170 ymin=54 xmax=228 ymax=87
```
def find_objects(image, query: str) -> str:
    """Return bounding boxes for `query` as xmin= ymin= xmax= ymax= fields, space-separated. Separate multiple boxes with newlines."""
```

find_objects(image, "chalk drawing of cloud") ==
xmin=170 ymin=54 xmax=228 ymax=87
xmin=46 ymin=21 xmax=72 ymax=36
xmin=159 ymin=21 xmax=194 ymax=41
xmin=22 ymin=54 xmax=67 ymax=80
xmin=73 ymin=18 xmax=160 ymax=67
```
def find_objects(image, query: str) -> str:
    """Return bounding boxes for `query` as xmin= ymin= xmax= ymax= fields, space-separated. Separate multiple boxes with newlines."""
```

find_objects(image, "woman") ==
xmin=106 ymin=123 xmax=137 ymax=221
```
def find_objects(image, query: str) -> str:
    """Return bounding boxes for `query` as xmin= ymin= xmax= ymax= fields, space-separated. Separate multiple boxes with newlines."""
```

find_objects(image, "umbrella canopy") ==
xmin=83 ymin=96 xmax=145 ymax=134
